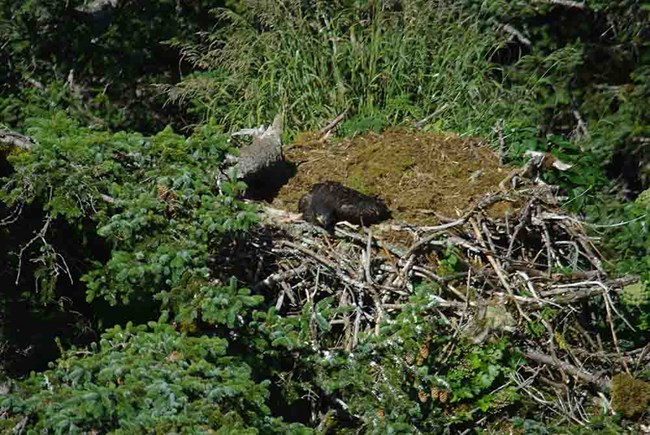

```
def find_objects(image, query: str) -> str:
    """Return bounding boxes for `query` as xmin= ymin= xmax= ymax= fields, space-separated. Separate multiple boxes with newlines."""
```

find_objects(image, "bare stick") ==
xmin=318 ymin=109 xmax=348 ymax=138
xmin=506 ymin=198 xmax=535 ymax=259
xmin=364 ymin=229 xmax=373 ymax=283
xmin=602 ymin=289 xmax=630 ymax=374
xmin=494 ymin=119 xmax=506 ymax=166
xmin=253 ymin=264 xmax=308 ymax=290
xmin=15 ymin=216 xmax=51 ymax=285
xmin=470 ymin=218 xmax=531 ymax=322
xmin=499 ymin=24 xmax=531 ymax=46
xmin=100 ymin=193 xmax=117 ymax=204
xmin=415 ymin=103 xmax=450 ymax=129
xmin=523 ymin=350 xmax=606 ymax=390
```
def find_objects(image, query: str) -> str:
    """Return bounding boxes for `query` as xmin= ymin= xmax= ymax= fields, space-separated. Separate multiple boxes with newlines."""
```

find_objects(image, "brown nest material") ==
xmin=213 ymin=182 xmax=645 ymax=425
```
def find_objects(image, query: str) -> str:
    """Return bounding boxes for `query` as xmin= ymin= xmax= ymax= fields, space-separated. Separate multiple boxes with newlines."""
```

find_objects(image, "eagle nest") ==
xmin=208 ymin=170 xmax=644 ymax=424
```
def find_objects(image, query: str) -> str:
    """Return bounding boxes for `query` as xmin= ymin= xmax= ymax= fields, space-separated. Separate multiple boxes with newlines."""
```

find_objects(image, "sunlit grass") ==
xmin=165 ymin=0 xmax=535 ymax=137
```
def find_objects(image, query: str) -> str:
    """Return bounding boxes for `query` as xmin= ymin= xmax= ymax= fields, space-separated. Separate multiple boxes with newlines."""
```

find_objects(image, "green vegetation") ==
xmin=611 ymin=374 xmax=650 ymax=418
xmin=2 ymin=322 xmax=309 ymax=433
xmin=167 ymin=0 xmax=524 ymax=134
xmin=1 ymin=0 xmax=649 ymax=432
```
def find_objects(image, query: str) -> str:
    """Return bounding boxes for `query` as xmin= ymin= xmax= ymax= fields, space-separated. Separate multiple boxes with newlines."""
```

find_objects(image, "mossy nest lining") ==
xmin=271 ymin=129 xmax=514 ymax=224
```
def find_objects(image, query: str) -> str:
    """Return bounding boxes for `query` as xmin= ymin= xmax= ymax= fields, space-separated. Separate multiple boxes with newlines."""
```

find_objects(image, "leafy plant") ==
xmin=0 ymin=0 xmax=225 ymax=132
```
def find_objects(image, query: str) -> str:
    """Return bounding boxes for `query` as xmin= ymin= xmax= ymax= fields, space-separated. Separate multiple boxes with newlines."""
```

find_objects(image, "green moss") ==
xmin=636 ymin=189 xmax=650 ymax=208
xmin=622 ymin=281 xmax=649 ymax=307
xmin=610 ymin=373 xmax=650 ymax=418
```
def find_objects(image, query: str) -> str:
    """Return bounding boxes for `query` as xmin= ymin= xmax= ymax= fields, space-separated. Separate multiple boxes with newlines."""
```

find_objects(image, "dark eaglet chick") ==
xmin=298 ymin=181 xmax=391 ymax=233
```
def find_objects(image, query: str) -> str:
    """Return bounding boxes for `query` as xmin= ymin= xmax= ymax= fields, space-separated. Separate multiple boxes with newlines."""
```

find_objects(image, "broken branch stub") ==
xmin=0 ymin=130 xmax=37 ymax=151
xmin=224 ymin=114 xmax=292 ymax=200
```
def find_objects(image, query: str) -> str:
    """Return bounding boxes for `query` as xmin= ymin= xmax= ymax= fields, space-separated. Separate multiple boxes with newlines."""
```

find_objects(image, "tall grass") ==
xmin=165 ymin=0 xmax=535 ymax=136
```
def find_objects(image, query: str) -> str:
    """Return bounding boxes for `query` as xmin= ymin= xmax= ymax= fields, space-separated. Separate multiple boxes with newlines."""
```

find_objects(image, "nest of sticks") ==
xmin=210 ymin=180 xmax=646 ymax=423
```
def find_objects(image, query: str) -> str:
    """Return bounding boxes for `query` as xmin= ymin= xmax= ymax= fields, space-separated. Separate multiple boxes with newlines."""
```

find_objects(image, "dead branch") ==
xmin=523 ymin=350 xmax=607 ymax=390
xmin=494 ymin=119 xmax=506 ymax=166
xmin=318 ymin=109 xmax=348 ymax=138
xmin=415 ymin=103 xmax=450 ymax=129
xmin=0 ymin=130 xmax=37 ymax=150
xmin=499 ymin=23 xmax=531 ymax=46
xmin=537 ymin=0 xmax=586 ymax=9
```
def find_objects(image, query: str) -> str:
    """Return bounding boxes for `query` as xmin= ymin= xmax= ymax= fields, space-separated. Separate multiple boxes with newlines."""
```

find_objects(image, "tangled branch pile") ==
xmin=214 ymin=181 xmax=648 ymax=423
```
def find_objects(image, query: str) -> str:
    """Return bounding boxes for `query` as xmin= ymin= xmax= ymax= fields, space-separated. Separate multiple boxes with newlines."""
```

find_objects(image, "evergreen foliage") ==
xmin=1 ymin=322 xmax=309 ymax=433
xmin=0 ymin=113 xmax=257 ymax=373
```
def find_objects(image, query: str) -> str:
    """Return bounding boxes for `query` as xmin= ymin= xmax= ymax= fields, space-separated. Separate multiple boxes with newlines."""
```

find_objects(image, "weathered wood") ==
xmin=230 ymin=114 xmax=283 ymax=178
xmin=0 ymin=130 xmax=37 ymax=151
xmin=75 ymin=0 xmax=118 ymax=14
xmin=224 ymin=114 xmax=292 ymax=200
